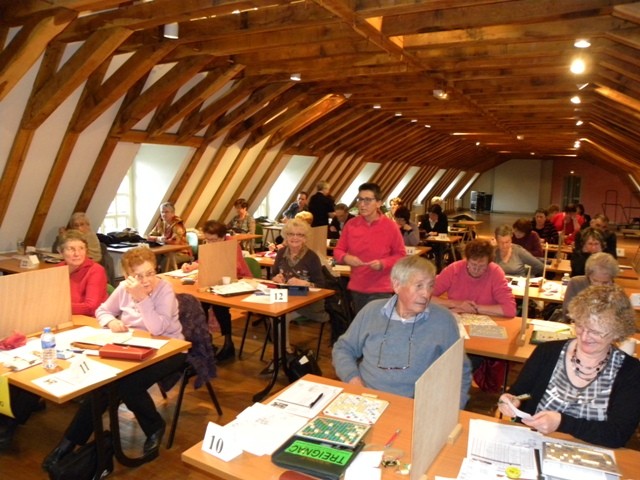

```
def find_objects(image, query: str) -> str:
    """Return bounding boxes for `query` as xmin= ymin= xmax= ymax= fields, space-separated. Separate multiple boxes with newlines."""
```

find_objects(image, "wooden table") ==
xmin=508 ymin=279 xmax=564 ymax=304
xmin=107 ymin=243 xmax=189 ymax=273
xmin=164 ymin=276 xmax=334 ymax=401
xmin=464 ymin=316 xmax=536 ymax=364
xmin=6 ymin=315 xmax=191 ymax=468
xmin=424 ymin=235 xmax=463 ymax=261
xmin=260 ymin=224 xmax=284 ymax=244
xmin=182 ymin=374 xmax=414 ymax=480
xmin=425 ymin=410 xmax=640 ymax=479
xmin=453 ymin=220 xmax=483 ymax=243
xmin=0 ymin=252 xmax=60 ymax=274
xmin=547 ymin=258 xmax=639 ymax=280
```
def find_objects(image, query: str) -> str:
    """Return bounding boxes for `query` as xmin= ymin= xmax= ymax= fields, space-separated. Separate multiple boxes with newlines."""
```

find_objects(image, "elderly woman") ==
xmin=498 ymin=285 xmax=640 ymax=448
xmin=271 ymin=219 xmax=327 ymax=354
xmin=53 ymin=212 xmax=102 ymax=262
xmin=182 ymin=220 xmax=251 ymax=361
xmin=227 ymin=198 xmax=255 ymax=235
xmin=570 ymin=227 xmax=605 ymax=276
xmin=563 ymin=252 xmax=618 ymax=319
xmin=512 ymin=218 xmax=543 ymax=258
xmin=494 ymin=224 xmax=544 ymax=277
xmin=58 ymin=230 xmax=108 ymax=315
xmin=43 ymin=247 xmax=185 ymax=471
xmin=386 ymin=197 xmax=403 ymax=219
xmin=393 ymin=206 xmax=420 ymax=246
xmin=432 ymin=239 xmax=516 ymax=317
xmin=333 ymin=255 xmax=471 ymax=404
xmin=531 ymin=208 xmax=559 ymax=245
xmin=148 ymin=202 xmax=190 ymax=268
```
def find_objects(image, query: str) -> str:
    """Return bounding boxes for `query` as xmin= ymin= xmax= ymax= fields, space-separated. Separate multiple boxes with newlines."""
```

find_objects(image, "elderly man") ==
xmin=332 ymin=256 xmax=471 ymax=405
xmin=328 ymin=203 xmax=354 ymax=239
xmin=334 ymin=182 xmax=406 ymax=313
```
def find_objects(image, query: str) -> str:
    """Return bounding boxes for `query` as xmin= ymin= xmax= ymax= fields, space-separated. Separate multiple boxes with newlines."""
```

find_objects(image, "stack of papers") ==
xmin=267 ymin=379 xmax=342 ymax=418
xmin=32 ymin=356 xmax=121 ymax=397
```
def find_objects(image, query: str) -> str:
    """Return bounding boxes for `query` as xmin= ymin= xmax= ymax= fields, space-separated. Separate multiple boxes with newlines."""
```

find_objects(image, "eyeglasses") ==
xmin=377 ymin=300 xmax=415 ymax=370
xmin=286 ymin=232 xmax=306 ymax=238
xmin=133 ymin=271 xmax=156 ymax=281
xmin=575 ymin=325 xmax=610 ymax=339
xmin=466 ymin=260 xmax=488 ymax=272
xmin=356 ymin=197 xmax=377 ymax=204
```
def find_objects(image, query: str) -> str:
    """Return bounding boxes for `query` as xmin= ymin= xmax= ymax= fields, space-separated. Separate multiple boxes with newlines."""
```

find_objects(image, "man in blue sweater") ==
xmin=332 ymin=255 xmax=471 ymax=407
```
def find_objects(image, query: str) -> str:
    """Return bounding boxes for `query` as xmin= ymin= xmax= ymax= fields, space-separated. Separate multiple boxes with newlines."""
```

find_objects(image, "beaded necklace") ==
xmin=570 ymin=343 xmax=611 ymax=380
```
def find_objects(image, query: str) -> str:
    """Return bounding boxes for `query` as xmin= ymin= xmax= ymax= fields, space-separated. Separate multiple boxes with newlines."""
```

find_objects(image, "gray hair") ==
xmin=160 ymin=202 xmax=175 ymax=212
xmin=391 ymin=255 xmax=436 ymax=286
xmin=494 ymin=224 xmax=513 ymax=238
xmin=568 ymin=285 xmax=636 ymax=342
xmin=57 ymin=230 xmax=88 ymax=253
xmin=585 ymin=252 xmax=619 ymax=279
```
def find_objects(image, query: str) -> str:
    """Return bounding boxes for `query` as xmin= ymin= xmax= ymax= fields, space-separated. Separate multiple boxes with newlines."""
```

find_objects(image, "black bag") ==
xmin=286 ymin=348 xmax=322 ymax=383
xmin=48 ymin=432 xmax=113 ymax=480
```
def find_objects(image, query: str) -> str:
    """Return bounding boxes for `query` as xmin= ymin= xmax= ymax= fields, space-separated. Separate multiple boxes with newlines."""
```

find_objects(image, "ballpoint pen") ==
xmin=308 ymin=393 xmax=324 ymax=408
xmin=384 ymin=429 xmax=401 ymax=448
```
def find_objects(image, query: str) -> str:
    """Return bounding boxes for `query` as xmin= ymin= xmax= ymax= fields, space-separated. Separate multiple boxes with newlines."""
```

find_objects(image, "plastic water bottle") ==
xmin=41 ymin=327 xmax=57 ymax=371
xmin=561 ymin=273 xmax=570 ymax=286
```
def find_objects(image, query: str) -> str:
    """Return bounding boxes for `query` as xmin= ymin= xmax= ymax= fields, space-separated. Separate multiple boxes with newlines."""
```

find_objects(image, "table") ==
xmin=260 ymin=224 xmax=284 ymax=244
xmin=464 ymin=316 xmax=536 ymax=364
xmin=107 ymin=243 xmax=189 ymax=273
xmin=424 ymin=235 xmax=463 ymax=261
xmin=453 ymin=220 xmax=483 ymax=243
xmin=163 ymin=276 xmax=334 ymax=401
xmin=6 ymin=315 xmax=191 ymax=468
xmin=0 ymin=252 xmax=60 ymax=274
xmin=509 ymin=280 xmax=564 ymax=304
xmin=182 ymin=374 xmax=414 ymax=480
xmin=546 ymin=258 xmax=639 ymax=280
xmin=425 ymin=410 xmax=640 ymax=479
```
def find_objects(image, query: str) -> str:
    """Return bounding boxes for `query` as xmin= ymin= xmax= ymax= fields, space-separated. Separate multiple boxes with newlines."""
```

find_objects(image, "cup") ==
xmin=16 ymin=238 xmax=25 ymax=255
xmin=221 ymin=276 xmax=231 ymax=285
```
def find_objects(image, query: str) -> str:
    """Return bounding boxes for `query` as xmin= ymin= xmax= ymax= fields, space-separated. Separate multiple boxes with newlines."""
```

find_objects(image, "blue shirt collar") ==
xmin=381 ymin=295 xmax=430 ymax=324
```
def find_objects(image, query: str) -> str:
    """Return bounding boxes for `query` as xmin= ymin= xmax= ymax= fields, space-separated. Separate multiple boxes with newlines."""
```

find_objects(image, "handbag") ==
xmin=286 ymin=348 xmax=322 ymax=383
xmin=472 ymin=358 xmax=507 ymax=393
xmin=48 ymin=432 xmax=113 ymax=480
xmin=99 ymin=343 xmax=156 ymax=361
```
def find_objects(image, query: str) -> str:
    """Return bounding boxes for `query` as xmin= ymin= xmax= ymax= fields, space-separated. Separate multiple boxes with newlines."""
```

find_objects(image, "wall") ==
xmin=551 ymin=158 xmax=639 ymax=225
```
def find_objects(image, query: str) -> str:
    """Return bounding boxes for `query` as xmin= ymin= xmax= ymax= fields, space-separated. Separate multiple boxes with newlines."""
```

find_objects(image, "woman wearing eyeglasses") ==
xmin=332 ymin=255 xmax=471 ymax=404
xmin=271 ymin=219 xmax=327 ymax=355
xmin=498 ymin=285 xmax=640 ymax=448
xmin=44 ymin=247 xmax=184 ymax=472
xmin=562 ymin=252 xmax=618 ymax=319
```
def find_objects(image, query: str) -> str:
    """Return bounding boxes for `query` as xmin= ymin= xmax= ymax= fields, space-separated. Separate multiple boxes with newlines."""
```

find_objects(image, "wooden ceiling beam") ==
xmin=22 ymin=26 xmax=132 ymax=130
xmin=113 ymin=54 xmax=214 ymax=135
xmin=0 ymin=8 xmax=76 ymax=102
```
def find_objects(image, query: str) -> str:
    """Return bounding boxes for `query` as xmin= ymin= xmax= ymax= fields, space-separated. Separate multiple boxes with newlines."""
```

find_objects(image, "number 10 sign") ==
xmin=201 ymin=422 xmax=242 ymax=461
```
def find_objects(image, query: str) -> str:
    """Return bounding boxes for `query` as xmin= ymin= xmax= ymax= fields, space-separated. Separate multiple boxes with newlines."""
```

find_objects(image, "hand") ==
xmin=497 ymin=393 xmax=520 ymax=417
xmin=402 ymin=224 xmax=412 ymax=231
xmin=367 ymin=259 xmax=383 ymax=271
xmin=428 ymin=231 xmax=437 ymax=237
xmin=287 ymin=277 xmax=308 ymax=286
xmin=344 ymin=254 xmax=364 ymax=267
xmin=124 ymin=276 xmax=148 ymax=302
xmin=107 ymin=319 xmax=128 ymax=332
xmin=451 ymin=300 xmax=477 ymax=314
xmin=522 ymin=411 xmax=561 ymax=435
xmin=182 ymin=262 xmax=197 ymax=273
xmin=347 ymin=376 xmax=365 ymax=388
xmin=272 ymin=273 xmax=286 ymax=283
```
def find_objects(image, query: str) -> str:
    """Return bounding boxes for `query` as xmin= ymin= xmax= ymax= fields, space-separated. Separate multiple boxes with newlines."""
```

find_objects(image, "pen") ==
xmin=498 ymin=393 xmax=531 ymax=404
xmin=308 ymin=393 xmax=324 ymax=408
xmin=384 ymin=429 xmax=401 ymax=448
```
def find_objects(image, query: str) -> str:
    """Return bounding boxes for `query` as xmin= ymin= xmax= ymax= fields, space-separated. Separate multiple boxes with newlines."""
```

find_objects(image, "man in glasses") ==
xmin=332 ymin=255 xmax=471 ymax=404
xmin=334 ymin=182 xmax=406 ymax=314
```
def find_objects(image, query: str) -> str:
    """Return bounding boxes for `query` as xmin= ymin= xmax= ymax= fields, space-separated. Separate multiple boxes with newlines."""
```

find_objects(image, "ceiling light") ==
xmin=475 ymin=142 xmax=481 ymax=146
xmin=290 ymin=73 xmax=301 ymax=81
xmin=576 ymin=120 xmax=583 ymax=126
xmin=570 ymin=58 xmax=586 ymax=74
xmin=433 ymin=89 xmax=449 ymax=100
xmin=570 ymin=96 xmax=581 ymax=104
xmin=574 ymin=141 xmax=581 ymax=149
xmin=516 ymin=135 xmax=524 ymax=140
xmin=574 ymin=39 xmax=591 ymax=48
xmin=373 ymin=104 xmax=381 ymax=109
xmin=577 ymin=83 xmax=589 ymax=90
xmin=530 ymin=152 xmax=535 ymax=156
xmin=163 ymin=23 xmax=179 ymax=39
xmin=395 ymin=112 xmax=402 ymax=117
xmin=424 ymin=124 xmax=431 ymax=128
xmin=411 ymin=119 xmax=417 ymax=123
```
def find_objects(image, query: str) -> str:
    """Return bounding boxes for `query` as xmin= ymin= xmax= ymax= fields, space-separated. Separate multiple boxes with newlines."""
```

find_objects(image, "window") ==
xmin=100 ymin=169 xmax=133 ymax=233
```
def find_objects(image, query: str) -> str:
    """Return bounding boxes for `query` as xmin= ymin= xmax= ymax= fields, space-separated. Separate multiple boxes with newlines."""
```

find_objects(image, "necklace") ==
xmin=570 ymin=344 xmax=610 ymax=380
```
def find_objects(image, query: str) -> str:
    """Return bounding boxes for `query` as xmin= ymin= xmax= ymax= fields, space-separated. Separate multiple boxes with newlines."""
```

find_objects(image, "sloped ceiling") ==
xmin=1 ymin=0 xmax=640 ymax=244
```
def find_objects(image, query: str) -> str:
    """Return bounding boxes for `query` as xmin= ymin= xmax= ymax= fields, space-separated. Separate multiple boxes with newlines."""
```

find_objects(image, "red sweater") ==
xmin=61 ymin=258 xmax=108 ymax=316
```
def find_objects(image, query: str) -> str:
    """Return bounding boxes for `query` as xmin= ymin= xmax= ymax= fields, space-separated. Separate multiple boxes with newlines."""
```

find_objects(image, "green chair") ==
xmin=253 ymin=222 xmax=264 ymax=252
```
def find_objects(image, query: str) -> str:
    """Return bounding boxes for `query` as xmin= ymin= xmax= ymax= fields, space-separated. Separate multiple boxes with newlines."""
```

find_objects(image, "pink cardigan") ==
xmin=62 ymin=258 xmax=108 ymax=316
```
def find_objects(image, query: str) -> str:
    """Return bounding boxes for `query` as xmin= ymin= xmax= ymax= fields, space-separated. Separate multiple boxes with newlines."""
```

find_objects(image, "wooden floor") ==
xmin=2 ymin=212 xmax=639 ymax=479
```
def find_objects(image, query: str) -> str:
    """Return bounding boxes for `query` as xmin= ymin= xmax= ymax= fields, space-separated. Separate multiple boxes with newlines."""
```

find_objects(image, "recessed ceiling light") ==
xmin=570 ymin=58 xmax=586 ymax=74
xmin=424 ymin=124 xmax=431 ymax=128
xmin=574 ymin=39 xmax=591 ymax=48
xmin=411 ymin=119 xmax=417 ymax=123
xmin=163 ymin=23 xmax=179 ymax=39
xmin=571 ymin=96 xmax=581 ymax=104
xmin=576 ymin=120 xmax=583 ymax=126
xmin=373 ymin=104 xmax=381 ymax=109
xmin=290 ymin=73 xmax=301 ymax=81
xmin=395 ymin=112 xmax=402 ymax=117
xmin=516 ymin=135 xmax=524 ymax=140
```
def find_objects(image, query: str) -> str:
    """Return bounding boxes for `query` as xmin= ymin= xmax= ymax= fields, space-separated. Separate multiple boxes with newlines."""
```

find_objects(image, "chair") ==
xmin=185 ymin=231 xmax=199 ymax=259
xmin=162 ymin=293 xmax=223 ymax=448
xmin=238 ymin=257 xmax=271 ymax=359
xmin=253 ymin=222 xmax=264 ymax=252
xmin=99 ymin=242 xmax=117 ymax=285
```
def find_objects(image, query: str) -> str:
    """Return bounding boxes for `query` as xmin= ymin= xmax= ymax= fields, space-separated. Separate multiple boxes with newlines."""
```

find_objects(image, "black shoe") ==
xmin=42 ymin=438 xmax=75 ymax=472
xmin=216 ymin=343 xmax=235 ymax=362
xmin=143 ymin=421 xmax=166 ymax=457
xmin=0 ymin=418 xmax=18 ymax=450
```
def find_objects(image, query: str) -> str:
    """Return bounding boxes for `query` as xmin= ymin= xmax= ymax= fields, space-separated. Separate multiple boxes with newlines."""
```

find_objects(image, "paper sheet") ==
xmin=32 ymin=356 xmax=121 ymax=397
xmin=268 ymin=379 xmax=342 ymax=418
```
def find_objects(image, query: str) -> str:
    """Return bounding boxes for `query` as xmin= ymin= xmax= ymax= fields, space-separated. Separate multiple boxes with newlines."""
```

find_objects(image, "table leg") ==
xmin=252 ymin=314 xmax=289 ymax=402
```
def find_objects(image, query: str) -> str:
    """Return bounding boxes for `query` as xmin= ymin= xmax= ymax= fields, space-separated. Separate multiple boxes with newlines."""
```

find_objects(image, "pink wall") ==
xmin=550 ymin=159 xmax=640 ymax=225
